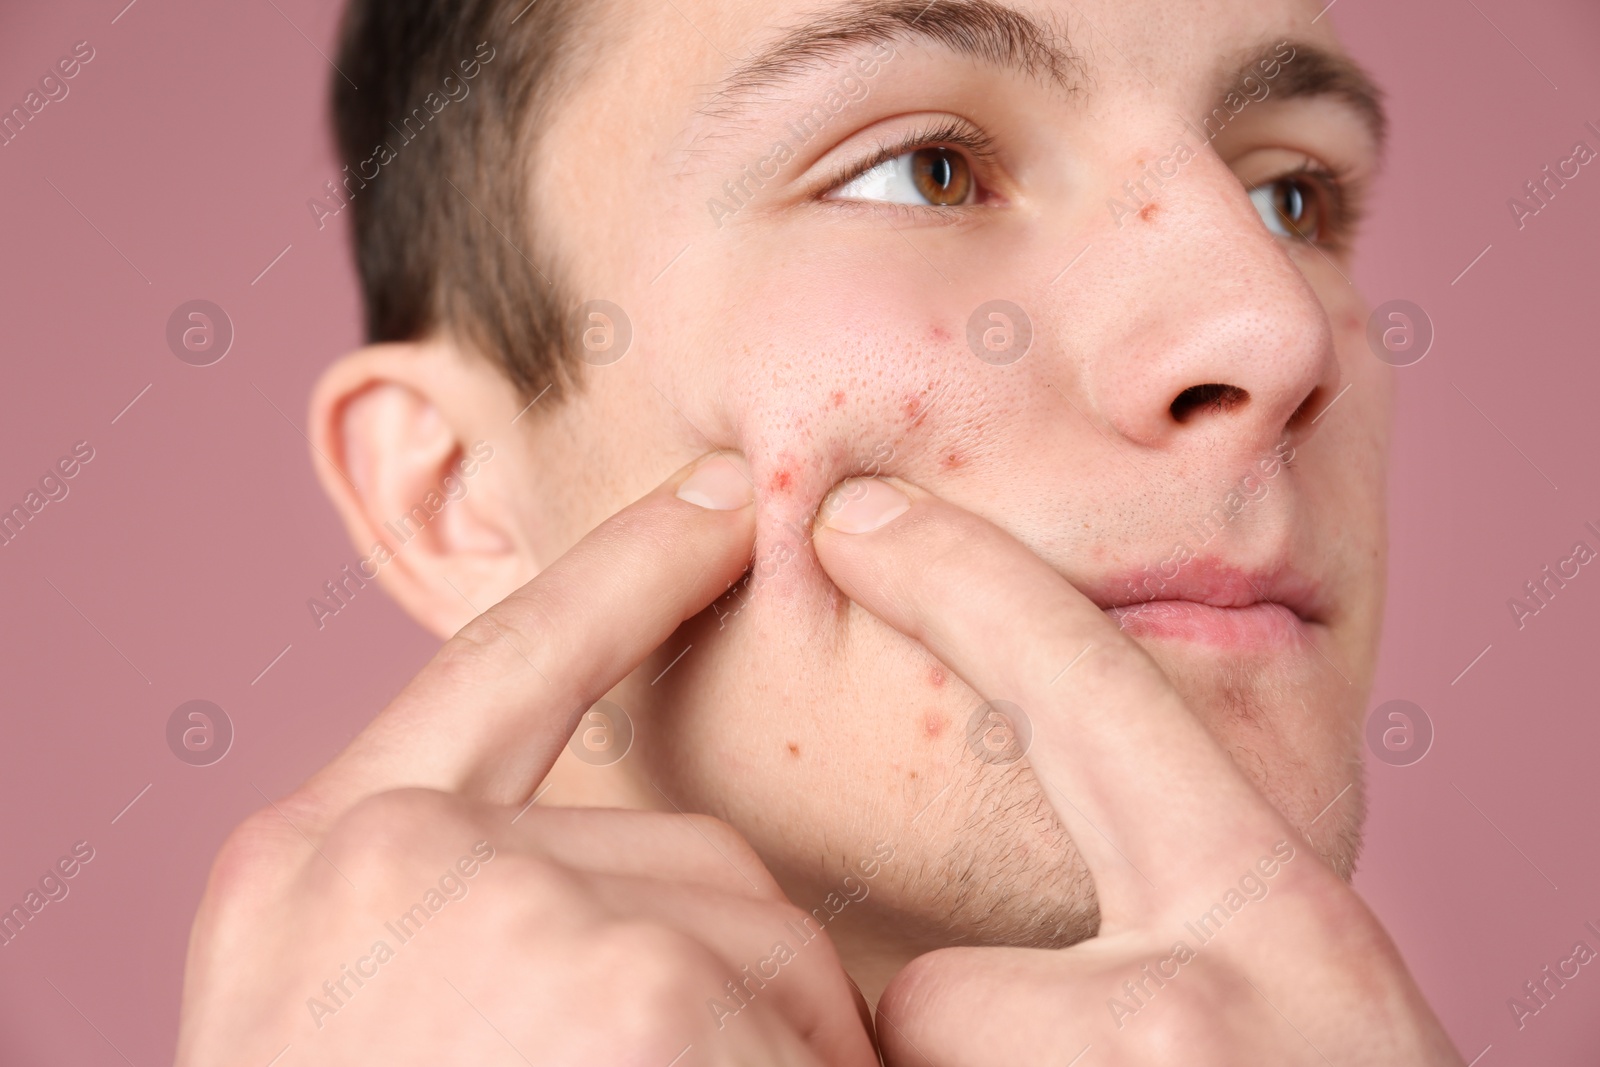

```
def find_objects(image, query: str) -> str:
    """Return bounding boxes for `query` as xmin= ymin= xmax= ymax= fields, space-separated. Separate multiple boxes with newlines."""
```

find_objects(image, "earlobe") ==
xmin=308 ymin=341 xmax=537 ymax=639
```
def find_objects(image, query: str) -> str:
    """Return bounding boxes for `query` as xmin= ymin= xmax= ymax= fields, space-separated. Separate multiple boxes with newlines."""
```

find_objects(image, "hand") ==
xmin=176 ymin=452 xmax=878 ymax=1067
xmin=811 ymin=477 xmax=1462 ymax=1066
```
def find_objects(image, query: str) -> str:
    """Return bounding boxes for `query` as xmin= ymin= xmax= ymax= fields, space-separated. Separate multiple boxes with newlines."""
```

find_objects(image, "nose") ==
xmin=1076 ymin=147 xmax=1342 ymax=458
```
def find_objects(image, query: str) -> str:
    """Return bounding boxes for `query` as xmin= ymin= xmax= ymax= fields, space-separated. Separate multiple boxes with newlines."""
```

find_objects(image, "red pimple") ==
xmin=1139 ymin=202 xmax=1158 ymax=221
xmin=769 ymin=469 xmax=793 ymax=492
xmin=830 ymin=390 xmax=846 ymax=408
xmin=903 ymin=395 xmax=921 ymax=419
xmin=941 ymin=452 xmax=964 ymax=470
xmin=929 ymin=666 xmax=946 ymax=687
xmin=931 ymin=325 xmax=951 ymax=342
xmin=922 ymin=711 xmax=948 ymax=740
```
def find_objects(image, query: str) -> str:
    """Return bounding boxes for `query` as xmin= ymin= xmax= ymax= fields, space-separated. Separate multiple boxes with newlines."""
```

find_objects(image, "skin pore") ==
xmin=314 ymin=0 xmax=1391 ymax=1010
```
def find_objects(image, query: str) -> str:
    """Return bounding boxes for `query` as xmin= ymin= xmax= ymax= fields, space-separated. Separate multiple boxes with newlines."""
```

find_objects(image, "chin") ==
xmin=1145 ymin=633 xmax=1370 ymax=880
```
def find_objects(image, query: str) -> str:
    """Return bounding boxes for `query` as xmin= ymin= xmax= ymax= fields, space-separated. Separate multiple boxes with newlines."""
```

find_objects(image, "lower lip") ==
xmin=1104 ymin=600 xmax=1307 ymax=647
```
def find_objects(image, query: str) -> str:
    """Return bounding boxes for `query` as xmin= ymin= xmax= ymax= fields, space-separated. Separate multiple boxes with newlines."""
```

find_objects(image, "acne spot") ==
xmin=941 ymin=452 xmax=964 ymax=471
xmin=908 ymin=770 xmax=919 ymax=779
xmin=929 ymin=666 xmax=946 ymax=688
xmin=902 ymin=395 xmax=921 ymax=420
xmin=931 ymin=325 xmax=951 ymax=343
xmin=922 ymin=711 xmax=948 ymax=740
xmin=769 ymin=469 xmax=793 ymax=493
xmin=830 ymin=390 xmax=846 ymax=408
xmin=786 ymin=741 xmax=800 ymax=757
xmin=1139 ymin=201 xmax=1159 ymax=222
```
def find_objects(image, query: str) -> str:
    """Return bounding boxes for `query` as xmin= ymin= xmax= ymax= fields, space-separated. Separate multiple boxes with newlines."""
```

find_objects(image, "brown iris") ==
xmin=1266 ymin=175 xmax=1327 ymax=242
xmin=911 ymin=147 xmax=973 ymax=206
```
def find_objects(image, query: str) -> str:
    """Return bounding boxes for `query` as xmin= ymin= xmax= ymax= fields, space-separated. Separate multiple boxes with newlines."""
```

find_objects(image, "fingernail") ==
xmin=819 ymin=478 xmax=911 ymax=534
xmin=676 ymin=452 xmax=754 ymax=510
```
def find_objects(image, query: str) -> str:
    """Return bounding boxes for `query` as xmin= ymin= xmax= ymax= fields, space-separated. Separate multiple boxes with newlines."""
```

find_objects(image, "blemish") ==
xmin=1139 ymin=201 xmax=1158 ymax=221
xmin=830 ymin=390 xmax=846 ymax=408
xmin=769 ymin=469 xmax=793 ymax=492
xmin=941 ymin=453 xmax=963 ymax=470
xmin=786 ymin=741 xmax=800 ymax=757
xmin=922 ymin=711 xmax=948 ymax=740
xmin=931 ymin=325 xmax=951 ymax=342
xmin=929 ymin=666 xmax=947 ymax=688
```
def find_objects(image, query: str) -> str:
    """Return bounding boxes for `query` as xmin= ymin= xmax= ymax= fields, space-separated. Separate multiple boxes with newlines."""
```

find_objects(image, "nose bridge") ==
xmin=1079 ymin=142 xmax=1339 ymax=454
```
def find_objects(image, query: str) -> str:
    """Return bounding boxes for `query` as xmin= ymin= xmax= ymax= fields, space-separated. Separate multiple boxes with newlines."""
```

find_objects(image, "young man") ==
xmin=176 ymin=0 xmax=1464 ymax=1061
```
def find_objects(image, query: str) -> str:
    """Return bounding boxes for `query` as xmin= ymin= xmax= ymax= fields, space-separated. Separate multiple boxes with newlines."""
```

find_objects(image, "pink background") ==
xmin=1 ymin=0 xmax=1596 ymax=1062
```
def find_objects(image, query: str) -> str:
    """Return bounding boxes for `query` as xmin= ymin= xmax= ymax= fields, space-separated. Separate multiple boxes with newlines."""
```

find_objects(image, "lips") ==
xmin=1085 ymin=557 xmax=1326 ymax=648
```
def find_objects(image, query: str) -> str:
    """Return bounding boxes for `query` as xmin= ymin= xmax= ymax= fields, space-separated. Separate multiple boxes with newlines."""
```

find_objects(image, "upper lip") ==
xmin=1083 ymin=556 xmax=1327 ymax=625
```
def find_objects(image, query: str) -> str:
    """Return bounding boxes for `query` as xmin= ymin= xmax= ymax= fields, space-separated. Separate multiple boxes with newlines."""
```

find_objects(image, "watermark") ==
xmin=0 ymin=440 xmax=95 ymax=550
xmin=706 ymin=841 xmax=895 ymax=1029
xmin=0 ymin=840 xmax=95 ymax=949
xmin=1107 ymin=840 xmax=1297 ymax=1029
xmin=1506 ymin=521 xmax=1599 ymax=630
xmin=307 ymin=42 xmax=497 ymax=232
xmin=307 ymin=441 xmax=495 ymax=630
xmin=966 ymin=300 xmax=1033 ymax=365
xmin=1107 ymin=41 xmax=1297 ymax=228
xmin=0 ymin=40 xmax=96 ymax=150
xmin=1365 ymin=299 xmax=1432 ymax=367
xmin=166 ymin=700 xmax=234 ymax=767
xmin=1111 ymin=439 xmax=1296 ymax=628
xmin=706 ymin=43 xmax=896 ymax=228
xmin=1365 ymin=699 xmax=1432 ymax=767
xmin=566 ymin=700 xmax=633 ymax=766
xmin=965 ymin=700 xmax=1032 ymax=766
xmin=166 ymin=299 xmax=234 ymax=366
xmin=1506 ymin=120 xmax=1599 ymax=231
xmin=569 ymin=299 xmax=632 ymax=366
xmin=306 ymin=840 xmax=496 ymax=1029
xmin=1507 ymin=921 xmax=1600 ymax=1031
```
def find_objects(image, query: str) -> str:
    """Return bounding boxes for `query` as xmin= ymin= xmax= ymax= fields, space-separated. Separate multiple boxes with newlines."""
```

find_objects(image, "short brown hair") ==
xmin=332 ymin=0 xmax=586 ymax=401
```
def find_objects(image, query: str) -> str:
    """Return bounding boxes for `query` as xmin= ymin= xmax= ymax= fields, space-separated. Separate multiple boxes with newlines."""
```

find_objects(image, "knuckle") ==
xmin=470 ymin=852 xmax=589 ymax=920
xmin=593 ymin=921 xmax=721 ymax=1009
xmin=442 ymin=585 xmax=567 ymax=674
xmin=320 ymin=788 xmax=477 ymax=881
xmin=201 ymin=806 xmax=298 ymax=912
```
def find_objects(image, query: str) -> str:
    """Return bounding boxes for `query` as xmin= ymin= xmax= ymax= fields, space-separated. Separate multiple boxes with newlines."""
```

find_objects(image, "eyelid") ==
xmin=819 ymin=117 xmax=999 ymax=202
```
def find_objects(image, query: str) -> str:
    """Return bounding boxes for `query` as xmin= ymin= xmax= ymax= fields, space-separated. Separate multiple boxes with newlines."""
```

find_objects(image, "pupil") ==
xmin=1278 ymin=181 xmax=1304 ymax=221
xmin=912 ymin=148 xmax=971 ymax=205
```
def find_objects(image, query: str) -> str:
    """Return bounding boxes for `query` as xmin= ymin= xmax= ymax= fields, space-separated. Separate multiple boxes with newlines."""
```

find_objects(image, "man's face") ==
xmin=519 ymin=0 xmax=1388 ymax=982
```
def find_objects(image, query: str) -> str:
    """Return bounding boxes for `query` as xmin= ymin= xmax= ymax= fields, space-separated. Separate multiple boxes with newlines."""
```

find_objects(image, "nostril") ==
xmin=1170 ymin=383 xmax=1249 ymax=423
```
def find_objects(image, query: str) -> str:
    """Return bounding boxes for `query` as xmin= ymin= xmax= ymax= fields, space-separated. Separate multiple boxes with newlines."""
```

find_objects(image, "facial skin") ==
xmin=314 ymin=0 xmax=1390 ymax=1007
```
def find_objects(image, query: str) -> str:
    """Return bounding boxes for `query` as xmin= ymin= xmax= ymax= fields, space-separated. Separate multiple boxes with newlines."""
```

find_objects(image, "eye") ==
xmin=1249 ymin=172 xmax=1333 ymax=243
xmin=833 ymin=146 xmax=977 ymax=206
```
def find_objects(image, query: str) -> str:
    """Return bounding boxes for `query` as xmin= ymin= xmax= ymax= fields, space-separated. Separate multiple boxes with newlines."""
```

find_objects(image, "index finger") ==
xmin=299 ymin=451 xmax=757 ymax=828
xmin=810 ymin=476 xmax=1297 ymax=923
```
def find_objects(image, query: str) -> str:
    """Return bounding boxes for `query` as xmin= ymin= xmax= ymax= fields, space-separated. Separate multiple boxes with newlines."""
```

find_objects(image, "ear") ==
xmin=308 ymin=338 xmax=540 ymax=639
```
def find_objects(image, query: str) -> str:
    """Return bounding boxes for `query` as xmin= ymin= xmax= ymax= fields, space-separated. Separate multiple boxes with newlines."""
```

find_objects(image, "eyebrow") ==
xmin=702 ymin=2 xmax=1387 ymax=153
xmin=1227 ymin=40 xmax=1388 ymax=150
xmin=706 ymin=0 xmax=1082 ymax=113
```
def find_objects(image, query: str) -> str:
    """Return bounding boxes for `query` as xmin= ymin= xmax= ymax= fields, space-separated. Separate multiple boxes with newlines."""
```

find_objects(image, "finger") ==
xmin=508 ymin=808 xmax=787 ymax=902
xmin=303 ymin=452 xmax=756 ymax=824
xmin=579 ymin=875 xmax=880 ymax=1066
xmin=810 ymin=477 xmax=1292 ymax=918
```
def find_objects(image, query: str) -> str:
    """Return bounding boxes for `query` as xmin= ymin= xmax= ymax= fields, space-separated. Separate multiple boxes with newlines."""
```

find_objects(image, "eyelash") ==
xmin=820 ymin=118 xmax=999 ymax=212
xmin=819 ymin=121 xmax=1368 ymax=250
